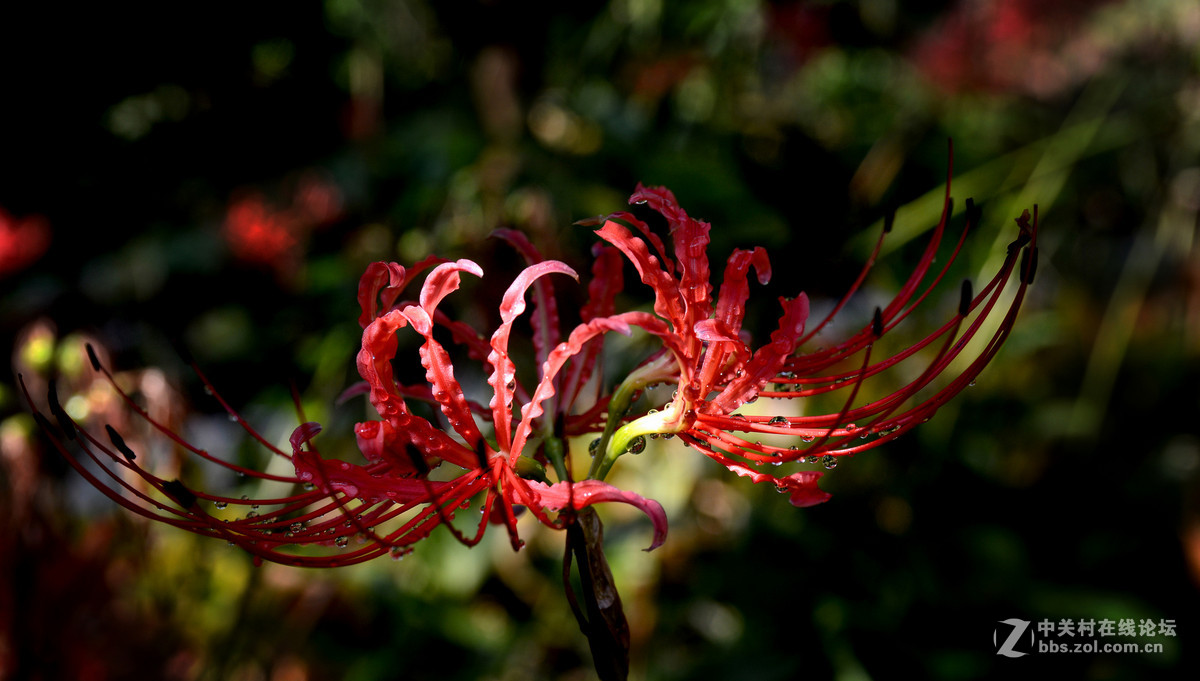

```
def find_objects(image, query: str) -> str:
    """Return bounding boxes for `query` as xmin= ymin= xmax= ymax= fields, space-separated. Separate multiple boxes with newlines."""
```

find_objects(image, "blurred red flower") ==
xmin=0 ymin=207 xmax=51 ymax=276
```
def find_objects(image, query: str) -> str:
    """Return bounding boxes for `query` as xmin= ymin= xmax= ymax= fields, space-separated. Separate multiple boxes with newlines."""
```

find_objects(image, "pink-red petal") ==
xmin=526 ymin=479 xmax=668 ymax=551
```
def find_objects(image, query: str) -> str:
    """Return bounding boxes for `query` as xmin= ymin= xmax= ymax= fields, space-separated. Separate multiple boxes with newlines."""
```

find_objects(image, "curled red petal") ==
xmin=594 ymin=218 xmax=686 ymax=333
xmin=419 ymin=259 xmax=484 ymax=316
xmin=780 ymin=471 xmax=832 ymax=508
xmin=493 ymin=229 xmax=563 ymax=373
xmin=487 ymin=260 xmax=578 ymax=452
xmin=526 ymin=479 xmax=668 ymax=551
xmin=511 ymin=314 xmax=635 ymax=457
xmin=712 ymin=247 xmax=770 ymax=335
xmin=289 ymin=421 xmax=323 ymax=452
xmin=356 ymin=256 xmax=443 ymax=328
xmin=357 ymin=262 xmax=404 ymax=328
xmin=400 ymin=304 xmax=484 ymax=446
xmin=693 ymin=318 xmax=739 ymax=342
xmin=710 ymin=293 xmax=810 ymax=414
xmin=631 ymin=184 xmax=713 ymax=335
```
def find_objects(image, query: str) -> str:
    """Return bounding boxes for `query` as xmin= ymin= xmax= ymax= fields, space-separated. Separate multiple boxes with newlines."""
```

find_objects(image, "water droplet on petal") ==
xmin=627 ymin=435 xmax=647 ymax=454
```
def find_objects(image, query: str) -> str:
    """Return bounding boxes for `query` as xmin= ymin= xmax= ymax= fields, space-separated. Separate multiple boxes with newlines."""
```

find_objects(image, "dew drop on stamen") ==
xmin=768 ymin=416 xmax=789 ymax=427
xmin=214 ymin=501 xmax=228 ymax=510
xmin=588 ymin=438 xmax=601 ymax=455
xmin=822 ymin=455 xmax=838 ymax=470
xmin=801 ymin=435 xmax=815 ymax=443
xmin=335 ymin=535 xmax=349 ymax=548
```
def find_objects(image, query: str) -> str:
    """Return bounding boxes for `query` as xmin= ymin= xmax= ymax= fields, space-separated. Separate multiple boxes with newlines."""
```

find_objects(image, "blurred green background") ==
xmin=2 ymin=1 xmax=1198 ymax=679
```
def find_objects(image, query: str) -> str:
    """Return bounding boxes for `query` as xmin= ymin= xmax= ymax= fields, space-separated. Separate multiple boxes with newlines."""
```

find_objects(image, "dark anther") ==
xmin=959 ymin=279 xmax=973 ymax=317
xmin=105 ymin=424 xmax=136 ymax=460
xmin=1022 ymin=247 xmax=1039 ymax=285
xmin=554 ymin=411 xmax=566 ymax=440
xmin=404 ymin=443 xmax=430 ymax=477
xmin=872 ymin=307 xmax=884 ymax=338
xmin=1007 ymin=231 xmax=1032 ymax=254
xmin=162 ymin=479 xmax=198 ymax=509
xmin=965 ymin=198 xmax=981 ymax=228
xmin=32 ymin=412 xmax=54 ymax=436
xmin=883 ymin=208 xmax=895 ymax=234
xmin=474 ymin=438 xmax=491 ymax=470
xmin=47 ymin=380 xmax=76 ymax=440
xmin=86 ymin=343 xmax=102 ymax=371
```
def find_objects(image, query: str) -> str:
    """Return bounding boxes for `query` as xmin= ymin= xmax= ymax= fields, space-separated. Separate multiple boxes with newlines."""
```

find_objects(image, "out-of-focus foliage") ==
xmin=2 ymin=1 xmax=1198 ymax=679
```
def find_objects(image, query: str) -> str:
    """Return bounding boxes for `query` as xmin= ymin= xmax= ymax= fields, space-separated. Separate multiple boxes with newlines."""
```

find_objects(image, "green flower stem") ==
xmin=586 ymin=352 xmax=679 ymax=481
xmin=541 ymin=432 xmax=569 ymax=482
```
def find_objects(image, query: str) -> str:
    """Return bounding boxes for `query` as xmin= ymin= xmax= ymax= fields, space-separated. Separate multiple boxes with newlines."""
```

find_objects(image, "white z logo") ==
xmin=994 ymin=618 xmax=1032 ymax=658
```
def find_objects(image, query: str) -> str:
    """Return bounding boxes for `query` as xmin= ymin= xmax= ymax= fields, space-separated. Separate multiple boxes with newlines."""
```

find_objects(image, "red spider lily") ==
xmin=21 ymin=250 xmax=667 ymax=568
xmin=222 ymin=173 xmax=343 ymax=274
xmin=585 ymin=159 xmax=1039 ymax=507
xmin=0 ymin=206 xmax=51 ymax=276
xmin=223 ymin=193 xmax=300 ymax=266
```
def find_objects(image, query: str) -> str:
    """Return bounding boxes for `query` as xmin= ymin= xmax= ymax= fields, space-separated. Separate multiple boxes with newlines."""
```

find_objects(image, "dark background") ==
xmin=3 ymin=1 xmax=1197 ymax=679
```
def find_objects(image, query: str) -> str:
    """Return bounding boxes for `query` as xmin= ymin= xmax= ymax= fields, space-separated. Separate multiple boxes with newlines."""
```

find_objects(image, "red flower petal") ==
xmin=526 ymin=479 xmax=668 ymax=551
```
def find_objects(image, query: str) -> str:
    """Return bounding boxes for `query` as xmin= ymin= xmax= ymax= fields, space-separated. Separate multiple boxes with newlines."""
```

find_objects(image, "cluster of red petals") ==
xmin=25 ymin=164 xmax=1037 ymax=566
xmin=588 ymin=164 xmax=1038 ymax=507
xmin=0 ymin=206 xmax=51 ymax=276
xmin=223 ymin=173 xmax=342 ymax=271
xmin=23 ymin=231 xmax=666 ymax=567
xmin=911 ymin=0 xmax=1117 ymax=97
